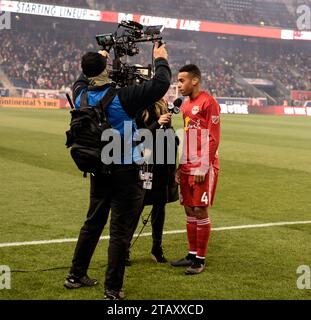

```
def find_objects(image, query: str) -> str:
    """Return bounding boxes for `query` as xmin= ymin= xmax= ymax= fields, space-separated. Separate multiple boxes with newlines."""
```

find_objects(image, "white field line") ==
xmin=0 ymin=220 xmax=311 ymax=248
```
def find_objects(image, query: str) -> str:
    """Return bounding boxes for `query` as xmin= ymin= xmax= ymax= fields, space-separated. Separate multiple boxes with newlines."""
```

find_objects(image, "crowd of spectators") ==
xmin=0 ymin=14 xmax=310 ymax=99
xmin=95 ymin=0 xmax=297 ymax=28
xmin=231 ymin=47 xmax=310 ymax=91
xmin=0 ymin=16 xmax=97 ymax=91
xmin=27 ymin=0 xmax=298 ymax=28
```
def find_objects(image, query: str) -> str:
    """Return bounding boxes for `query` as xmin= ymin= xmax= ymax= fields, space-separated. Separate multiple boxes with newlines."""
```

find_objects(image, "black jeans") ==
xmin=70 ymin=165 xmax=144 ymax=292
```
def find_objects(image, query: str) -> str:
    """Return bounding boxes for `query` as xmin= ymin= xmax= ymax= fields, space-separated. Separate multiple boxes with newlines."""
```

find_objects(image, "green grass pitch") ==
xmin=0 ymin=107 xmax=311 ymax=300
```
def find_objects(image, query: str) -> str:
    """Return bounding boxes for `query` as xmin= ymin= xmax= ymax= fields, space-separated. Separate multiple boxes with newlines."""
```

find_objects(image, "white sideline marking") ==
xmin=0 ymin=220 xmax=311 ymax=248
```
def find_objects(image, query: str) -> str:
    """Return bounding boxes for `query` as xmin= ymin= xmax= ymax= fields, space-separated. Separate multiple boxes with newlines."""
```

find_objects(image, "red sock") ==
xmin=196 ymin=217 xmax=211 ymax=259
xmin=186 ymin=216 xmax=197 ymax=254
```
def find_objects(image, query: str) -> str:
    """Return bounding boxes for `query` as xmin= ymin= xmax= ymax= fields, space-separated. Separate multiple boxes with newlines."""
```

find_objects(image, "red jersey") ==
xmin=180 ymin=91 xmax=220 ymax=175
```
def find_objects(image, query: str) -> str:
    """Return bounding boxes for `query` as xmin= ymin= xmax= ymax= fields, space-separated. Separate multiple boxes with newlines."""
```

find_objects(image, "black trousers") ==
xmin=150 ymin=203 xmax=166 ymax=248
xmin=70 ymin=165 xmax=144 ymax=292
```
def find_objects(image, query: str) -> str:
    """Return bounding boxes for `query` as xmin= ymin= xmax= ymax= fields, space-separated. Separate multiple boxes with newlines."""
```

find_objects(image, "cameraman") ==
xmin=64 ymin=43 xmax=171 ymax=300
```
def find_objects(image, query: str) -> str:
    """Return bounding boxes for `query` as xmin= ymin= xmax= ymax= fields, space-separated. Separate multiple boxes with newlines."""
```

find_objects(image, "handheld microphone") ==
xmin=160 ymin=97 xmax=185 ymax=129
xmin=167 ymin=96 xmax=184 ymax=114
xmin=173 ymin=96 xmax=185 ymax=108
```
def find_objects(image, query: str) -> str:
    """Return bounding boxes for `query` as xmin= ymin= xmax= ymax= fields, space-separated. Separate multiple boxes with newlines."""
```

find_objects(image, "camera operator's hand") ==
xmin=158 ymin=113 xmax=172 ymax=125
xmin=194 ymin=169 xmax=207 ymax=184
xmin=153 ymin=42 xmax=168 ymax=61
xmin=98 ymin=50 xmax=109 ymax=58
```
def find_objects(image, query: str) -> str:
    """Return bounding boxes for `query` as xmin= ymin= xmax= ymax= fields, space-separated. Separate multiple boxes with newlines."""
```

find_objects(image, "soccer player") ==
xmin=171 ymin=64 xmax=220 ymax=275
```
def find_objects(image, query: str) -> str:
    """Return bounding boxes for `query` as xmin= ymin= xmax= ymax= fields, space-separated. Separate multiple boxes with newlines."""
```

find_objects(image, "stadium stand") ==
xmin=0 ymin=2 xmax=310 ymax=102
xmin=0 ymin=15 xmax=97 ymax=91
xmin=94 ymin=0 xmax=297 ymax=28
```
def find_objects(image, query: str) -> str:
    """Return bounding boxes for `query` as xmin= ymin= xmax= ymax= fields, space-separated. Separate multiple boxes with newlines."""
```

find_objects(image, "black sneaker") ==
xmin=171 ymin=253 xmax=195 ymax=267
xmin=151 ymin=246 xmax=167 ymax=263
xmin=185 ymin=260 xmax=206 ymax=275
xmin=64 ymin=274 xmax=98 ymax=289
xmin=104 ymin=289 xmax=125 ymax=300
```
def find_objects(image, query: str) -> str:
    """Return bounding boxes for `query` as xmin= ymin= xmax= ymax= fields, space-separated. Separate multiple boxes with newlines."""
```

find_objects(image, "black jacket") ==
xmin=72 ymin=58 xmax=171 ymax=119
xmin=136 ymin=106 xmax=179 ymax=205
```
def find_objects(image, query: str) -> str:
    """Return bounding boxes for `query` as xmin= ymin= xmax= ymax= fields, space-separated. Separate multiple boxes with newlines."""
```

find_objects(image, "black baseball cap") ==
xmin=81 ymin=52 xmax=107 ymax=77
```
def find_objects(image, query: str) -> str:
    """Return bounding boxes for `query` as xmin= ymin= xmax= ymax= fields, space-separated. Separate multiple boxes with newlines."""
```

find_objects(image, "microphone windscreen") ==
xmin=173 ymin=96 xmax=185 ymax=107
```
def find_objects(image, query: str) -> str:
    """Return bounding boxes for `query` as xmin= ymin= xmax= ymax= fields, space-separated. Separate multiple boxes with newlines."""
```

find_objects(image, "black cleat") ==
xmin=151 ymin=246 xmax=167 ymax=263
xmin=185 ymin=260 xmax=206 ymax=275
xmin=64 ymin=274 xmax=98 ymax=289
xmin=171 ymin=254 xmax=195 ymax=267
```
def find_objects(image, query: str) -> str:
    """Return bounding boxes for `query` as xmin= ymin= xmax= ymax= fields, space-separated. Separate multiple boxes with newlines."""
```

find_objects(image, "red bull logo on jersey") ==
xmin=191 ymin=105 xmax=200 ymax=115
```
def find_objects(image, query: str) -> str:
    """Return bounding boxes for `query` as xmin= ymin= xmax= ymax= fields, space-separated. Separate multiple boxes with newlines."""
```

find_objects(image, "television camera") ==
xmin=96 ymin=20 xmax=165 ymax=87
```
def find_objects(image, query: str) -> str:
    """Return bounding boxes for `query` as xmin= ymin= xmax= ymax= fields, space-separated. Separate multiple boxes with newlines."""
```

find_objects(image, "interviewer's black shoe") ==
xmin=151 ymin=246 xmax=167 ymax=263
xmin=64 ymin=274 xmax=98 ymax=289
xmin=185 ymin=261 xmax=206 ymax=275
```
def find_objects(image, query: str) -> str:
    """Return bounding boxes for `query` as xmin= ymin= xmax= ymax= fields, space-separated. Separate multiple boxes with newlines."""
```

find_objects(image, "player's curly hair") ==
xmin=179 ymin=64 xmax=201 ymax=81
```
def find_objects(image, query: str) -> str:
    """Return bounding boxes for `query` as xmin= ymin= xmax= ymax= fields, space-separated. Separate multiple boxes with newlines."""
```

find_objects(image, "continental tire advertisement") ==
xmin=0 ymin=97 xmax=68 ymax=109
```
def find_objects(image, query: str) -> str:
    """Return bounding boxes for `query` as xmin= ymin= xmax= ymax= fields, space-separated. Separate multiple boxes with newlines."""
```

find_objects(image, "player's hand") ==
xmin=194 ymin=170 xmax=206 ymax=184
xmin=175 ymin=168 xmax=181 ymax=184
xmin=153 ymin=42 xmax=168 ymax=61
xmin=158 ymin=113 xmax=172 ymax=125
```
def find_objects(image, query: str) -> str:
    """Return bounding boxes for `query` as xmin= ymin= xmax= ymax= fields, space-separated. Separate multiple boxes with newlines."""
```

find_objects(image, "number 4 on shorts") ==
xmin=201 ymin=192 xmax=208 ymax=204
